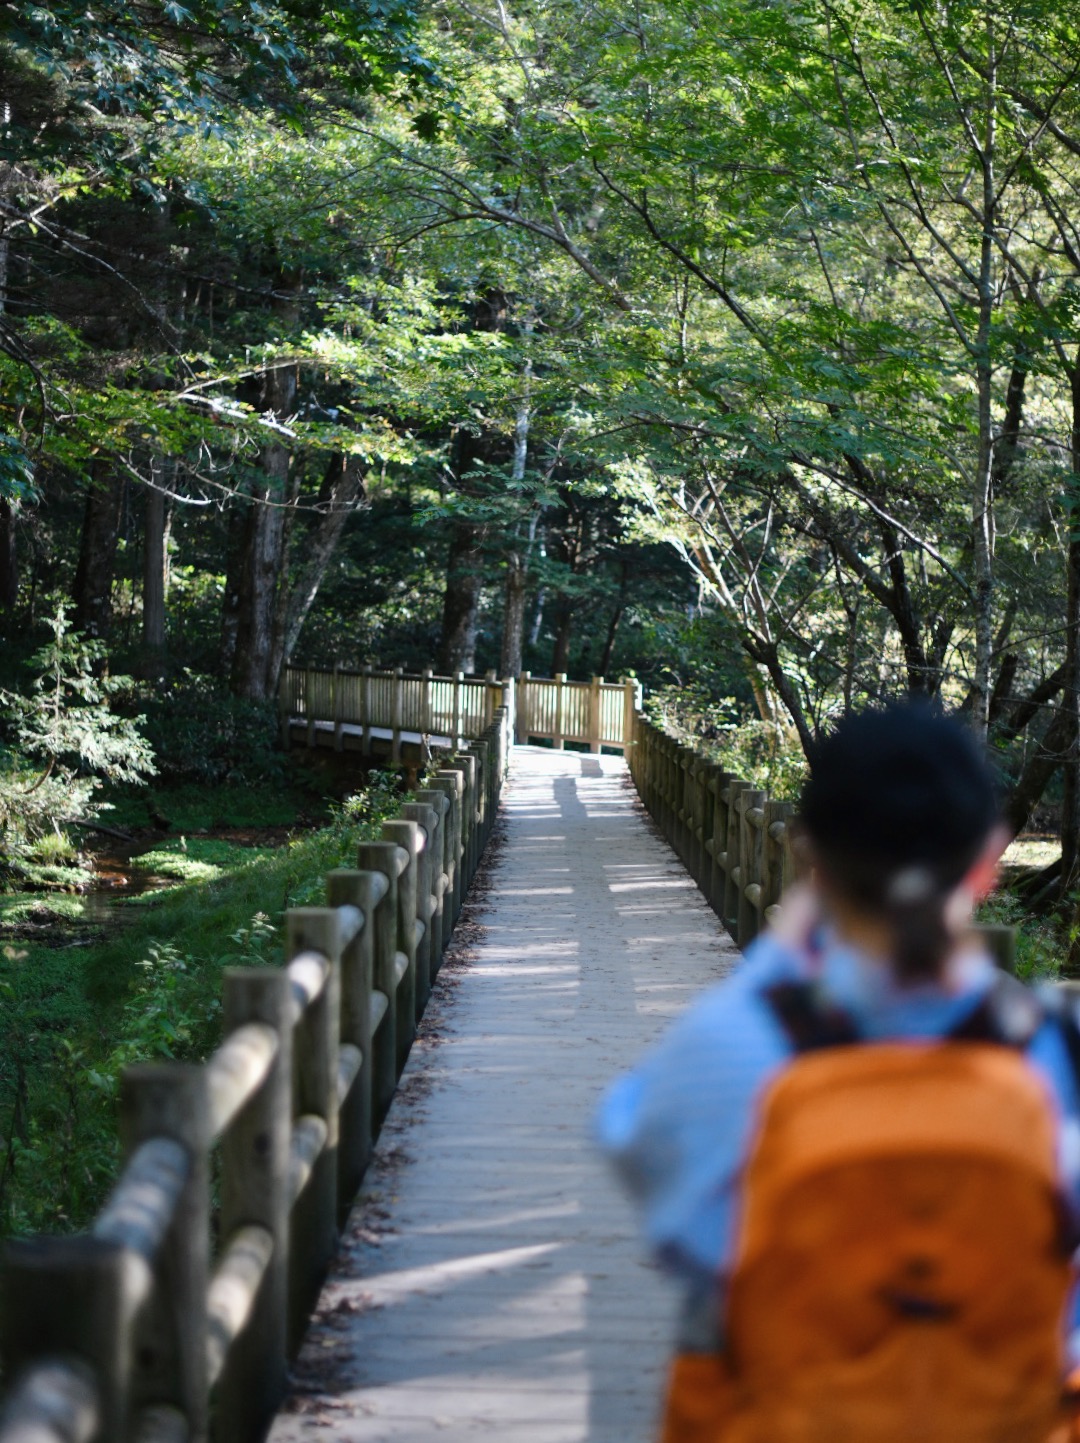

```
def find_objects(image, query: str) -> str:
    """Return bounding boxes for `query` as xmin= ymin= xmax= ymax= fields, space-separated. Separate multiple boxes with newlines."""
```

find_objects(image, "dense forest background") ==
xmin=5 ymin=0 xmax=1080 ymax=871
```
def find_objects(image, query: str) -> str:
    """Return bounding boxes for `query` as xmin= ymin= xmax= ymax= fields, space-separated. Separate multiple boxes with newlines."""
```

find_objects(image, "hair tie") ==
xmin=886 ymin=865 xmax=935 ymax=906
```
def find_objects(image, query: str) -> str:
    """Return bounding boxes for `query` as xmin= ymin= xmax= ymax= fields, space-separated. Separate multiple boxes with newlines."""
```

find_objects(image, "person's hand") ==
xmin=767 ymin=881 xmax=823 ymax=951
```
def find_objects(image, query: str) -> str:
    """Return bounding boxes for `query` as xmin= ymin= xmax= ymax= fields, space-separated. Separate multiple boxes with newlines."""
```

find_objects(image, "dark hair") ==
xmin=799 ymin=703 xmax=1000 ymax=983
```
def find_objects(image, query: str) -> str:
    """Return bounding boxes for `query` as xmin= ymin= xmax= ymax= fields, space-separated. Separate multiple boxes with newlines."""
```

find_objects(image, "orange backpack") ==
xmin=661 ymin=978 xmax=1080 ymax=1443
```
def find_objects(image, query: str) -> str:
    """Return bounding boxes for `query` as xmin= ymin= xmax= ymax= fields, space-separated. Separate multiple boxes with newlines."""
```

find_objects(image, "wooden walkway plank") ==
xmin=269 ymin=746 xmax=738 ymax=1443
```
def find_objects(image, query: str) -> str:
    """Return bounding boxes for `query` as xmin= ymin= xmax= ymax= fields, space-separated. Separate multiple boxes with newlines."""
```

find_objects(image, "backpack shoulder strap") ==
xmin=946 ymin=970 xmax=1045 ymax=1047
xmin=762 ymin=981 xmax=860 ymax=1053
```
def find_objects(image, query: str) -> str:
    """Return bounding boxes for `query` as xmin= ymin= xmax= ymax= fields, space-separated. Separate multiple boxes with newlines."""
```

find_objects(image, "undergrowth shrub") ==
xmin=646 ymin=683 xmax=807 ymax=799
xmin=138 ymin=672 xmax=287 ymax=786
xmin=0 ymin=770 xmax=404 ymax=1236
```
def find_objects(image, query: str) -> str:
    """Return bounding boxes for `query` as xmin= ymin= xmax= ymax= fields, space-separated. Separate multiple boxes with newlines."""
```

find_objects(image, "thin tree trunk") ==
xmin=274 ymin=455 xmax=365 ymax=685
xmin=0 ymin=499 xmax=16 ymax=611
xmin=500 ymin=550 xmax=527 ymax=678
xmin=219 ymin=505 xmax=246 ymax=677
xmin=1060 ymin=353 xmax=1080 ymax=897
xmin=551 ymin=598 xmax=574 ymax=674
xmin=73 ymin=466 xmax=124 ymax=640
xmin=141 ymin=469 xmax=166 ymax=678
xmin=231 ymin=278 xmax=300 ymax=701
xmin=437 ymin=519 xmax=483 ymax=673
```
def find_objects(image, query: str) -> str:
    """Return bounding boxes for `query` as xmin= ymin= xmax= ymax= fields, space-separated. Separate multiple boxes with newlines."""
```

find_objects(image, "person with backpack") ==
xmin=598 ymin=703 xmax=1080 ymax=1443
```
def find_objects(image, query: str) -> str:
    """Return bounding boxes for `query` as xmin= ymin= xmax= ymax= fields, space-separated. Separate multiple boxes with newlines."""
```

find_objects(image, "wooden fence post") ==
xmin=621 ymin=678 xmax=638 ymax=754
xmin=391 ymin=666 xmax=404 ymax=763
xmin=721 ymin=779 xmax=750 ymax=938
xmin=452 ymin=671 xmax=464 ymax=749
xmin=736 ymin=789 xmax=767 ymax=947
xmin=305 ymin=667 xmax=317 ymax=748
xmin=361 ymin=666 xmax=373 ymax=756
xmin=381 ymin=819 xmax=420 ymax=1070
xmin=401 ymin=801 xmax=438 ymax=1014
xmin=117 ymin=1064 xmax=210 ymax=1440
xmin=553 ymin=673 xmax=567 ymax=750
xmin=434 ymin=768 xmax=465 ymax=932
xmin=414 ymin=791 xmax=450 ymax=976
xmin=356 ymin=842 xmax=400 ymax=1124
xmin=421 ymin=667 xmax=433 ymax=735
xmin=216 ymin=968 xmax=293 ymax=1443
xmin=516 ymin=672 xmax=530 ymax=744
xmin=285 ymin=908 xmax=341 ymax=1347
xmin=326 ymin=870 xmax=374 ymax=1212
xmin=1 ymin=1238 xmax=134 ymax=1443
xmin=588 ymin=676 xmax=603 ymax=754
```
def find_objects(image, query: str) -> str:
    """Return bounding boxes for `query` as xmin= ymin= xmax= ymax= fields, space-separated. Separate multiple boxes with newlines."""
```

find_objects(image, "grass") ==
xmin=0 ymin=769 xmax=404 ymax=1237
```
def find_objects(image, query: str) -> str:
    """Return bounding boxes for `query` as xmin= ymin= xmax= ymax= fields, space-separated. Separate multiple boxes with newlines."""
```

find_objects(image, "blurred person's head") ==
xmin=798 ymin=703 xmax=1004 ymax=984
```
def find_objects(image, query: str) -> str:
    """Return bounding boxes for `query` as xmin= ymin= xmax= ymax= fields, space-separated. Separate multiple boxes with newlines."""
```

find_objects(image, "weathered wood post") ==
xmin=332 ymin=661 xmax=344 ymax=751
xmin=452 ymin=671 xmax=464 ymax=749
xmin=1 ymin=1238 xmax=134 ymax=1443
xmin=381 ymin=818 xmax=420 ymax=1070
xmin=763 ymin=800 xmax=794 ymax=925
xmin=415 ymin=790 xmax=450 ymax=976
xmin=116 ymin=1064 xmax=210 ymax=1439
xmin=721 ymin=779 xmax=750 ymax=938
xmin=361 ymin=666 xmax=373 ymax=755
xmin=305 ymin=666 xmax=317 ymax=748
xmin=327 ymin=870 xmax=374 ymax=1211
xmin=516 ymin=672 xmax=530 ymax=744
xmin=736 ymin=789 xmax=768 ymax=946
xmin=435 ymin=767 xmax=465 ymax=932
xmin=588 ymin=676 xmax=603 ymax=754
xmin=974 ymin=922 xmax=1017 ymax=973
xmin=356 ymin=842 xmax=400 ymax=1124
xmin=622 ymin=677 xmax=639 ymax=754
xmin=278 ymin=666 xmax=292 ymax=748
xmin=390 ymin=666 xmax=404 ymax=763
xmin=554 ymin=672 xmax=567 ymax=750
xmin=706 ymin=769 xmax=732 ymax=920
xmin=421 ymin=666 xmax=433 ymax=735
xmin=454 ymin=753 xmax=479 ymax=890
xmin=285 ymin=909 xmax=342 ymax=1347
xmin=401 ymin=801 xmax=438 ymax=1013
xmin=216 ymin=967 xmax=293 ymax=1443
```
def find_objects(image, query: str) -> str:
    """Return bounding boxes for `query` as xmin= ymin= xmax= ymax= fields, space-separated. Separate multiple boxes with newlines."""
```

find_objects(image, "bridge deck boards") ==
xmin=269 ymin=746 xmax=737 ymax=1443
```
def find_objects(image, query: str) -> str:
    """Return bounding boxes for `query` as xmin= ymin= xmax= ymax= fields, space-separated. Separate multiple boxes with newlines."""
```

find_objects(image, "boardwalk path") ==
xmin=270 ymin=746 xmax=738 ymax=1443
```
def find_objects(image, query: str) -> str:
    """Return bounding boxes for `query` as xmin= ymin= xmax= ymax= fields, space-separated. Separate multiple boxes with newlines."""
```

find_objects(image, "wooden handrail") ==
xmin=0 ymin=707 xmax=513 ymax=1443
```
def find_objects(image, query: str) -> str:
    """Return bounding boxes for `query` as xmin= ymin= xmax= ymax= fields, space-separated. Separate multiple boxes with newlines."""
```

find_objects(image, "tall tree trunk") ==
xmin=141 ymin=470 xmax=166 ymax=678
xmin=1060 ymin=353 xmax=1080 ymax=898
xmin=73 ymin=466 xmax=124 ymax=639
xmin=231 ymin=279 xmax=300 ymax=701
xmin=0 ymin=499 xmax=16 ymax=611
xmin=219 ymin=505 xmax=246 ymax=677
xmin=970 ymin=27 xmax=998 ymax=739
xmin=551 ymin=597 xmax=574 ymax=674
xmin=437 ymin=519 xmax=483 ymax=673
xmin=273 ymin=455 xmax=365 ymax=689
xmin=500 ymin=550 xmax=527 ymax=678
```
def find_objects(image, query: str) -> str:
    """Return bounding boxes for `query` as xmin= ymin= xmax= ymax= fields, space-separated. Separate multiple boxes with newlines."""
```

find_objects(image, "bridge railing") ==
xmin=628 ymin=712 xmax=1018 ymax=969
xmin=627 ymin=713 xmax=795 ymax=948
xmin=281 ymin=665 xmax=642 ymax=757
xmin=0 ymin=708 xmax=512 ymax=1443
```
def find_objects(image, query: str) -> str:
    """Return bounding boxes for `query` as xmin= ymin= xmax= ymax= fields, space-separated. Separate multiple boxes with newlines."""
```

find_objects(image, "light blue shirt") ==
xmin=597 ymin=932 xmax=1080 ymax=1287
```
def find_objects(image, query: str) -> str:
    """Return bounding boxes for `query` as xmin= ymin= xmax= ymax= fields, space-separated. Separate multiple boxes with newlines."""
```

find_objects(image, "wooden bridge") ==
xmin=0 ymin=670 xmax=886 ymax=1443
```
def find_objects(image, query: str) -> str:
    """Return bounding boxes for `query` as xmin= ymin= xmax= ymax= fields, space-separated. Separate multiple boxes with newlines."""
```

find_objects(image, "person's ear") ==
xmin=964 ymin=823 xmax=1011 ymax=902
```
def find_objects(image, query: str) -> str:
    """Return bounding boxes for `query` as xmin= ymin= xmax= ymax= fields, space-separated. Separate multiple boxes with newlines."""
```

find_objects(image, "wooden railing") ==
xmin=514 ymin=673 xmax=640 ymax=754
xmin=281 ymin=665 xmax=642 ymax=757
xmin=628 ymin=714 xmax=794 ymax=948
xmin=628 ymin=713 xmax=1019 ymax=969
xmin=0 ymin=708 xmax=512 ymax=1443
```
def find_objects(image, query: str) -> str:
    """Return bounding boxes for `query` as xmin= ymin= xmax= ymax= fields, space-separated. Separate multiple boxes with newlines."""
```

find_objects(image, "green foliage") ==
xmin=646 ymin=683 xmax=808 ymax=800
xmin=138 ymin=672 xmax=285 ymax=787
xmin=0 ymin=768 xmax=404 ymax=1235
xmin=0 ymin=608 xmax=155 ymax=874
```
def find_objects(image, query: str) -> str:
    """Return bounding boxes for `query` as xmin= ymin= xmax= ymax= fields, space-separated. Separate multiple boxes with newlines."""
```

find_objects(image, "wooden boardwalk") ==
xmin=269 ymin=746 xmax=737 ymax=1443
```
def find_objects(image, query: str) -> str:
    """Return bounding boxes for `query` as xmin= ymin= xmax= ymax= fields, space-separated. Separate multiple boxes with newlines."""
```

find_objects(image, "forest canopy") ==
xmin=3 ymin=0 xmax=1080 ymax=879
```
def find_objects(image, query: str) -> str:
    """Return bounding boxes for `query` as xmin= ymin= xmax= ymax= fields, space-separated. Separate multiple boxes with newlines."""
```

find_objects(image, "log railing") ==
xmin=628 ymin=712 xmax=1019 ymax=969
xmin=281 ymin=665 xmax=642 ymax=758
xmin=628 ymin=713 xmax=794 ymax=948
xmin=0 ymin=707 xmax=512 ymax=1443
